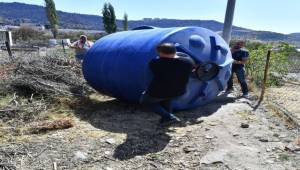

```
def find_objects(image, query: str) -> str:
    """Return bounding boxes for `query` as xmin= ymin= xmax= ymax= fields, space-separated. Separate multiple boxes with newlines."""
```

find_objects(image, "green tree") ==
xmin=102 ymin=3 xmax=117 ymax=34
xmin=45 ymin=0 xmax=59 ymax=38
xmin=123 ymin=13 xmax=128 ymax=31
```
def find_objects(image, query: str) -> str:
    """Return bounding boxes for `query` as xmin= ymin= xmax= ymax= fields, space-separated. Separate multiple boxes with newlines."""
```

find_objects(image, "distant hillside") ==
xmin=0 ymin=2 xmax=299 ymax=46
xmin=289 ymin=33 xmax=300 ymax=40
xmin=0 ymin=2 xmax=101 ymax=30
xmin=0 ymin=2 xmax=246 ymax=31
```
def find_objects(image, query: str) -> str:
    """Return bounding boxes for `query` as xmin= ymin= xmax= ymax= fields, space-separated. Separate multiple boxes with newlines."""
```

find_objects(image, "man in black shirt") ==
xmin=140 ymin=43 xmax=194 ymax=124
xmin=227 ymin=41 xmax=249 ymax=97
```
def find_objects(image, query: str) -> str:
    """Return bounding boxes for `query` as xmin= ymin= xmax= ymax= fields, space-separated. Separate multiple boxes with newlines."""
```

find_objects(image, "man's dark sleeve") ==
xmin=184 ymin=57 xmax=196 ymax=66
xmin=176 ymin=52 xmax=195 ymax=66
xmin=149 ymin=59 xmax=154 ymax=70
xmin=177 ymin=56 xmax=195 ymax=66
xmin=149 ymin=59 xmax=158 ymax=73
xmin=242 ymin=50 xmax=249 ymax=59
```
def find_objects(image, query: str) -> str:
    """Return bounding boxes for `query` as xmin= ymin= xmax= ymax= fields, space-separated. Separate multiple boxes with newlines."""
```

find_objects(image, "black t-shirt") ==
xmin=146 ymin=56 xmax=194 ymax=98
xmin=232 ymin=48 xmax=249 ymax=70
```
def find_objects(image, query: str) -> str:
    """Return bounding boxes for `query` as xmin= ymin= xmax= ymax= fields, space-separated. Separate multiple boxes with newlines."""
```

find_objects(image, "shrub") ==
xmin=57 ymin=31 xmax=106 ymax=42
xmin=13 ymin=26 xmax=46 ymax=41
xmin=243 ymin=41 xmax=299 ymax=87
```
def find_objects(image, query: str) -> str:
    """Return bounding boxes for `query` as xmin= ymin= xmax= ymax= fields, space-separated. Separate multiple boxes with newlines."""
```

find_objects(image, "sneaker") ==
xmin=242 ymin=93 xmax=249 ymax=98
xmin=225 ymin=88 xmax=233 ymax=94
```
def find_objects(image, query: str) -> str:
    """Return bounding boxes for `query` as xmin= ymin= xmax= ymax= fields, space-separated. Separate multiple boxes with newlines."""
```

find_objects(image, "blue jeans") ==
xmin=227 ymin=67 xmax=249 ymax=95
xmin=139 ymin=92 xmax=174 ymax=120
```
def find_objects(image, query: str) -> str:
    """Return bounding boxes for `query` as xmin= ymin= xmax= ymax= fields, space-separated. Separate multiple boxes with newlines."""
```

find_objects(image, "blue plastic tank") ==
xmin=82 ymin=27 xmax=233 ymax=110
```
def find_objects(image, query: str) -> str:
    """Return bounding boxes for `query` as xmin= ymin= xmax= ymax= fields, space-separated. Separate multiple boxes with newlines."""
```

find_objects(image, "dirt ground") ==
xmin=0 ymin=50 xmax=299 ymax=170
xmin=0 ymin=90 xmax=299 ymax=170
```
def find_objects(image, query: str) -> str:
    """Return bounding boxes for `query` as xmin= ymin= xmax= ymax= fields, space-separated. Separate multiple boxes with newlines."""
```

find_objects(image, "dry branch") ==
xmin=29 ymin=119 xmax=74 ymax=134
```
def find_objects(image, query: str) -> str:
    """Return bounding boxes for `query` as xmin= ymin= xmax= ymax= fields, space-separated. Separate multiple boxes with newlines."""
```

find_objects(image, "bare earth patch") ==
xmin=0 ymin=51 xmax=299 ymax=169
xmin=1 ymin=92 xmax=299 ymax=170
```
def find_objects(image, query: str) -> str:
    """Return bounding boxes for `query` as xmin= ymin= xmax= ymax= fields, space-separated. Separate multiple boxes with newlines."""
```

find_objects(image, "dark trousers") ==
xmin=227 ymin=67 xmax=249 ymax=95
xmin=140 ymin=92 xmax=173 ymax=119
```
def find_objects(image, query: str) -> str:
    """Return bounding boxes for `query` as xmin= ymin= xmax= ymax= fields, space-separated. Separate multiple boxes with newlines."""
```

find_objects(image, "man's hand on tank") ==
xmin=233 ymin=60 xmax=247 ymax=64
xmin=192 ymin=65 xmax=199 ymax=73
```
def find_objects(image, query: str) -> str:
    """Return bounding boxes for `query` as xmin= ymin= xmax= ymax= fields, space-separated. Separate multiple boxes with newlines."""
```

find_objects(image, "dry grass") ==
xmin=0 ymin=49 xmax=91 ymax=144
xmin=0 ymin=48 xmax=299 ymax=169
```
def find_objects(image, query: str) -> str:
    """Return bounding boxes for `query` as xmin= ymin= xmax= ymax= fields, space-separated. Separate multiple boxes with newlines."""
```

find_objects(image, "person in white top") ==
xmin=69 ymin=35 xmax=94 ymax=62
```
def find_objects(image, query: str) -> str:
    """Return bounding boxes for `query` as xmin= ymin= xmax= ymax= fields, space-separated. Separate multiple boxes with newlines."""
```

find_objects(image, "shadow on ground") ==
xmin=72 ymin=93 xmax=237 ymax=160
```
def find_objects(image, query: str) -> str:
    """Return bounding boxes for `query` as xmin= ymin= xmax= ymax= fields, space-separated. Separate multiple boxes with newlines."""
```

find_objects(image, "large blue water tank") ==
xmin=82 ymin=27 xmax=233 ymax=110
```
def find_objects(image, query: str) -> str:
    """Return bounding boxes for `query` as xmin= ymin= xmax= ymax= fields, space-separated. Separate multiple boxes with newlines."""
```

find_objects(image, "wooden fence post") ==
xmin=254 ymin=50 xmax=271 ymax=110
xmin=260 ymin=50 xmax=271 ymax=101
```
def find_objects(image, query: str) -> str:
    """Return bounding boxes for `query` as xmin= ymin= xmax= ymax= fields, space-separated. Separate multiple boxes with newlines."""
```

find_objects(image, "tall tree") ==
xmin=102 ymin=3 xmax=117 ymax=34
xmin=45 ymin=0 xmax=59 ymax=38
xmin=123 ymin=13 xmax=128 ymax=31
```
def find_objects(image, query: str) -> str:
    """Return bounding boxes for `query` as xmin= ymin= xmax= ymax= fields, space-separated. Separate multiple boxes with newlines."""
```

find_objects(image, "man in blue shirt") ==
xmin=227 ymin=41 xmax=249 ymax=97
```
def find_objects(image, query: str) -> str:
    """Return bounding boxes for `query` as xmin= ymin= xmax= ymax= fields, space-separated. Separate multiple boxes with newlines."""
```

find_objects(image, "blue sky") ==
xmin=2 ymin=0 xmax=300 ymax=34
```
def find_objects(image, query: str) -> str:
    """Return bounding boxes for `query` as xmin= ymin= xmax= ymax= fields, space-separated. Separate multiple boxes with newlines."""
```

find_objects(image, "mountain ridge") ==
xmin=0 ymin=2 xmax=299 ymax=46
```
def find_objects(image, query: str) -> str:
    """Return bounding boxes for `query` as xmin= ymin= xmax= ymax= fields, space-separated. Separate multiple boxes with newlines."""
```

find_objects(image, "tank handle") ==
xmin=210 ymin=36 xmax=229 ymax=61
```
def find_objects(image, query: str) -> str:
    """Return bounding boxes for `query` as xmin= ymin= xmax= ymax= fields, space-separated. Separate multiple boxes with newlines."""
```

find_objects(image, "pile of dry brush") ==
xmin=4 ymin=55 xmax=92 ymax=97
xmin=0 ymin=52 xmax=93 ymax=125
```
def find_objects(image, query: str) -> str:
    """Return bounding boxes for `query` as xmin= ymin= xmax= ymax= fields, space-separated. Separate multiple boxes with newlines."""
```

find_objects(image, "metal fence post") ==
xmin=5 ymin=40 xmax=14 ymax=61
xmin=62 ymin=39 xmax=66 ymax=54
